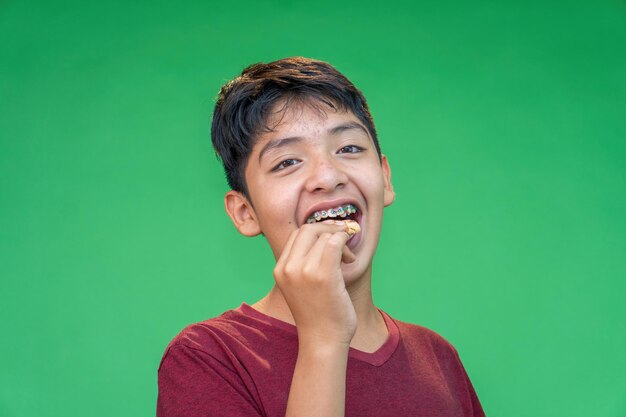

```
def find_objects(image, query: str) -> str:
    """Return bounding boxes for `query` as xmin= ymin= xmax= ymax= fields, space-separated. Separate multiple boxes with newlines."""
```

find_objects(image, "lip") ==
xmin=301 ymin=198 xmax=363 ymax=227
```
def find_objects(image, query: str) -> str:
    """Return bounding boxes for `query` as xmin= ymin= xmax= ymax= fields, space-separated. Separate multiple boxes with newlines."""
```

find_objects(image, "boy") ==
xmin=157 ymin=57 xmax=485 ymax=417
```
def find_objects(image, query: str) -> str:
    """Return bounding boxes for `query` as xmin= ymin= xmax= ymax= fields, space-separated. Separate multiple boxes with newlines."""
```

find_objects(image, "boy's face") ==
xmin=227 ymin=101 xmax=394 ymax=284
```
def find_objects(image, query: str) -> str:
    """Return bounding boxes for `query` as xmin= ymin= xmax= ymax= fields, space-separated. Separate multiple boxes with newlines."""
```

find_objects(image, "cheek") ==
xmin=357 ymin=172 xmax=385 ymax=197
xmin=257 ymin=199 xmax=297 ymax=260
xmin=256 ymin=193 xmax=296 ymax=230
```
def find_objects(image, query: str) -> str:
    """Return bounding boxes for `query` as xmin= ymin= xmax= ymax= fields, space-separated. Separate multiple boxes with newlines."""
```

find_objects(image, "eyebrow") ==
xmin=258 ymin=136 xmax=304 ymax=163
xmin=257 ymin=122 xmax=370 ymax=163
xmin=328 ymin=121 xmax=369 ymax=137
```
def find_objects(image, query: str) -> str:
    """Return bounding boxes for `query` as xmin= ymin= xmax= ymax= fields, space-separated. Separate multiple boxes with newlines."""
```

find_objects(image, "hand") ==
xmin=273 ymin=220 xmax=359 ymax=348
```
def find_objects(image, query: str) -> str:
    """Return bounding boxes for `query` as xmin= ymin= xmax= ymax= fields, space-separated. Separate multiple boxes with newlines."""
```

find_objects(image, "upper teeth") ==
xmin=307 ymin=204 xmax=357 ymax=224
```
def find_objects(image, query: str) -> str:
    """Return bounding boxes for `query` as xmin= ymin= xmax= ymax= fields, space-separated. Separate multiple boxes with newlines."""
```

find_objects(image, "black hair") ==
xmin=211 ymin=57 xmax=381 ymax=197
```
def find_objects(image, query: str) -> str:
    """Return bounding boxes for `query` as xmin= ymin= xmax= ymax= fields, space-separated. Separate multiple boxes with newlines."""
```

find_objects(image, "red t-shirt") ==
xmin=157 ymin=303 xmax=485 ymax=417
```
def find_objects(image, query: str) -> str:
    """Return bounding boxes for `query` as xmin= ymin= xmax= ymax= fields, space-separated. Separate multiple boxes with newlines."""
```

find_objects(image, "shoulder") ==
xmin=159 ymin=306 xmax=253 ymax=368
xmin=387 ymin=314 xmax=476 ymax=385
xmin=385 ymin=315 xmax=486 ymax=416
xmin=389 ymin=314 xmax=461 ymax=360
xmin=157 ymin=307 xmax=271 ymax=416
xmin=165 ymin=308 xmax=247 ymax=351
xmin=159 ymin=303 xmax=294 ymax=370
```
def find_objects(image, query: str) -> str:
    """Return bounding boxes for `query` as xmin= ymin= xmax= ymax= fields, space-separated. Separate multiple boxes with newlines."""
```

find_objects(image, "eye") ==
xmin=338 ymin=145 xmax=365 ymax=154
xmin=272 ymin=158 xmax=300 ymax=171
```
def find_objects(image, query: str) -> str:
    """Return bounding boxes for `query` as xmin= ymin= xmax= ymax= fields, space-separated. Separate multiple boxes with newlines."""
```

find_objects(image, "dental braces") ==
xmin=306 ymin=204 xmax=357 ymax=224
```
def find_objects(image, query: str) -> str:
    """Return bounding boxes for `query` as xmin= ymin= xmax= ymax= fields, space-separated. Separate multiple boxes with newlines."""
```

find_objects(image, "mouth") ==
xmin=305 ymin=202 xmax=364 ymax=250
xmin=304 ymin=202 xmax=363 ymax=250
xmin=305 ymin=203 xmax=360 ymax=224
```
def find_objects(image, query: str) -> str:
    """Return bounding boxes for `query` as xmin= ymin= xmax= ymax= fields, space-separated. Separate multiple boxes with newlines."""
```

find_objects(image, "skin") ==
xmin=224 ymin=101 xmax=395 ymax=417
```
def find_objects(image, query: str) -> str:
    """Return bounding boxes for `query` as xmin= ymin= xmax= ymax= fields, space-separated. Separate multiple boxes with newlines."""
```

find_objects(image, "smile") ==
xmin=306 ymin=204 xmax=358 ymax=224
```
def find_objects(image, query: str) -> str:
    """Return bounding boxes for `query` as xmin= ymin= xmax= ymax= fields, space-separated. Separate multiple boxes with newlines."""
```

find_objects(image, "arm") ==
xmin=273 ymin=220 xmax=359 ymax=417
xmin=286 ymin=339 xmax=350 ymax=417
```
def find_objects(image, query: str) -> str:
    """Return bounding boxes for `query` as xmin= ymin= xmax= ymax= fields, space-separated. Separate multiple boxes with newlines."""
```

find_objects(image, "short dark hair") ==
xmin=211 ymin=57 xmax=381 ymax=197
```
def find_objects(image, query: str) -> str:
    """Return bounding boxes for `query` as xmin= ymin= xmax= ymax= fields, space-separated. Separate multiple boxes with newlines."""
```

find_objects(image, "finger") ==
xmin=293 ymin=220 xmax=360 ymax=265
xmin=302 ymin=232 xmax=333 ymax=273
xmin=302 ymin=226 xmax=358 ymax=274
xmin=285 ymin=221 xmax=351 ymax=264
xmin=302 ymin=231 xmax=355 ymax=274
xmin=318 ymin=230 xmax=353 ymax=271
xmin=341 ymin=245 xmax=356 ymax=264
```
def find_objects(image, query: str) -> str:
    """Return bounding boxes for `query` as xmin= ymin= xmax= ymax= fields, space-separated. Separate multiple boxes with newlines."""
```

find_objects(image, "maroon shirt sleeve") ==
xmin=157 ymin=344 xmax=263 ymax=417
xmin=453 ymin=349 xmax=486 ymax=417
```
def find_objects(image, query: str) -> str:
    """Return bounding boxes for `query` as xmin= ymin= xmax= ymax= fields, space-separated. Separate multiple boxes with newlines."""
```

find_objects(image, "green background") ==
xmin=1 ymin=1 xmax=625 ymax=416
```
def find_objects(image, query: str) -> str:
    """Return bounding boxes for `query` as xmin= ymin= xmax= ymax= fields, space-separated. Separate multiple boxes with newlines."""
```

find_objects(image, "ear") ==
xmin=224 ymin=190 xmax=262 ymax=237
xmin=381 ymin=154 xmax=395 ymax=207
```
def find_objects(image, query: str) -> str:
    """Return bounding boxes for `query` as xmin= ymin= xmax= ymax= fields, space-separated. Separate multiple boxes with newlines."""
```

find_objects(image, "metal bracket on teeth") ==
xmin=307 ymin=204 xmax=357 ymax=223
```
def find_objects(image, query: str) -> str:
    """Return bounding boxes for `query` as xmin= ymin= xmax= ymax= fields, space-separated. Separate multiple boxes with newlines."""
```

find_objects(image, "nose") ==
xmin=304 ymin=154 xmax=349 ymax=193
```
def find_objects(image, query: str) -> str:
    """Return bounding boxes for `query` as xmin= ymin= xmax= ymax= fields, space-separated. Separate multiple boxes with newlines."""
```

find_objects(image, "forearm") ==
xmin=276 ymin=222 xmax=359 ymax=417
xmin=285 ymin=340 xmax=350 ymax=417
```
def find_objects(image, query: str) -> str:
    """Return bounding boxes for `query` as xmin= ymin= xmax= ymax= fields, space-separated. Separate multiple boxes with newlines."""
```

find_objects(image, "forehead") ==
xmin=252 ymin=100 xmax=366 ymax=153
